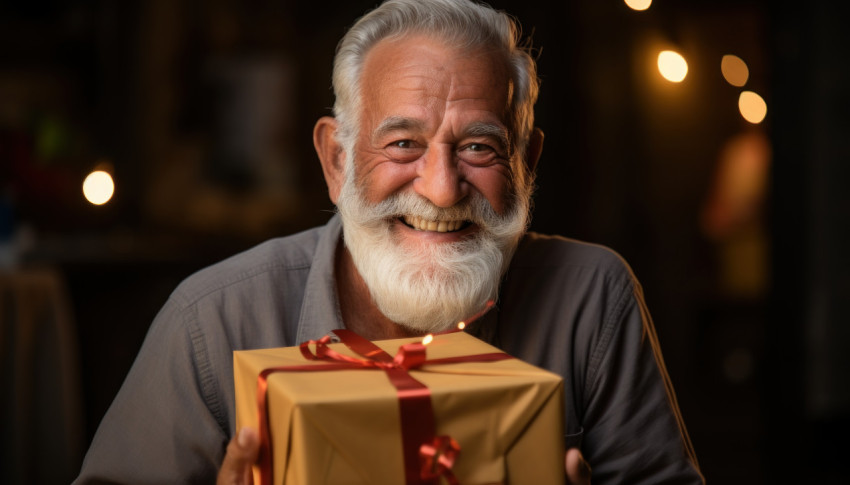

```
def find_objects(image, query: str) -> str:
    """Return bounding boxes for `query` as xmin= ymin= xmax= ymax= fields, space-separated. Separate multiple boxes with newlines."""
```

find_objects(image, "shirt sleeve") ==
xmin=580 ymin=277 xmax=704 ymax=484
xmin=73 ymin=295 xmax=227 ymax=485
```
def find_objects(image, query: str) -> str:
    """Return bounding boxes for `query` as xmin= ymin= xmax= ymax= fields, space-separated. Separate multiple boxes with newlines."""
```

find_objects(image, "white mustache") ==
xmin=359 ymin=191 xmax=497 ymax=228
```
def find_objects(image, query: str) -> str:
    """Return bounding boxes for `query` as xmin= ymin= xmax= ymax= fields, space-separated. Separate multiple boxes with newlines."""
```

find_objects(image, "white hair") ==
xmin=332 ymin=0 xmax=539 ymax=169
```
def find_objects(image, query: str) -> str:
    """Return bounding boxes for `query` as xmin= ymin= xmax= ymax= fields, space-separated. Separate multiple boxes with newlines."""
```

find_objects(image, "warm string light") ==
xmin=83 ymin=170 xmax=115 ymax=205
xmin=738 ymin=91 xmax=767 ymax=124
xmin=657 ymin=50 xmax=688 ymax=83
xmin=624 ymin=0 xmax=652 ymax=11
xmin=463 ymin=300 xmax=495 ymax=324
xmin=625 ymin=1 xmax=767 ymax=124
xmin=720 ymin=54 xmax=767 ymax=124
xmin=721 ymin=55 xmax=749 ymax=87
xmin=423 ymin=300 xmax=494 ymax=345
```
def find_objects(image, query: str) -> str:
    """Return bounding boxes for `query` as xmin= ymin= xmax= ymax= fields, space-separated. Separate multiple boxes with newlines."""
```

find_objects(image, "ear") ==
xmin=523 ymin=127 xmax=544 ymax=173
xmin=313 ymin=116 xmax=345 ymax=204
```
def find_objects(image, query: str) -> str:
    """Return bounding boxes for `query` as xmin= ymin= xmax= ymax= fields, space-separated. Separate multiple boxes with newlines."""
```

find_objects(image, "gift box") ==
xmin=234 ymin=330 xmax=565 ymax=485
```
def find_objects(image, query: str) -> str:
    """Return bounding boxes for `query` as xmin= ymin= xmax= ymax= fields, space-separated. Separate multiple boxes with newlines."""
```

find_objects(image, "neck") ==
xmin=334 ymin=242 xmax=424 ymax=340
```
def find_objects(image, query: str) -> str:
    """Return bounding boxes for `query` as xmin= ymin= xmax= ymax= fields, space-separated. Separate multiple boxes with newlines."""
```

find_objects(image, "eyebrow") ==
xmin=371 ymin=116 xmax=426 ymax=144
xmin=465 ymin=121 xmax=511 ymax=154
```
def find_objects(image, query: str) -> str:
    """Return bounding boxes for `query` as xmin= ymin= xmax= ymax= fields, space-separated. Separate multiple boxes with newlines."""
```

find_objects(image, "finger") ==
xmin=565 ymin=447 xmax=592 ymax=485
xmin=217 ymin=427 xmax=260 ymax=485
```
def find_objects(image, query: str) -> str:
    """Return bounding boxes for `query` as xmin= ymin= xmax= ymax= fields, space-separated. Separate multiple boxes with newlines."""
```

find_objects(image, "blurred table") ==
xmin=1 ymin=267 xmax=84 ymax=484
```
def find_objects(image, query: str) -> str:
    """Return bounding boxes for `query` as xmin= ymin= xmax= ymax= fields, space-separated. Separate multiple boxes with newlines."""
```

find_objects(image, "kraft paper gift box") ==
xmin=234 ymin=330 xmax=565 ymax=485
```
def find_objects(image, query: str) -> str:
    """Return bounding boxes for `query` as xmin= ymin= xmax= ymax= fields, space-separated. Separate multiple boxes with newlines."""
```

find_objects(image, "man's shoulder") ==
xmin=513 ymin=231 xmax=634 ymax=278
xmin=170 ymin=223 xmax=328 ymax=306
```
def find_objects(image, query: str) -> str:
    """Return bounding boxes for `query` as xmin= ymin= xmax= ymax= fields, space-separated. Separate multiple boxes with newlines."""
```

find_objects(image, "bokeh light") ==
xmin=657 ymin=50 xmax=688 ymax=83
xmin=738 ymin=91 xmax=767 ymax=124
xmin=721 ymin=55 xmax=749 ymax=87
xmin=624 ymin=0 xmax=652 ymax=11
xmin=83 ymin=170 xmax=115 ymax=205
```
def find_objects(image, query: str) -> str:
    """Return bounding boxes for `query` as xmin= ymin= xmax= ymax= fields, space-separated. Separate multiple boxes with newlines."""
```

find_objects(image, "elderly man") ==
xmin=75 ymin=0 xmax=703 ymax=484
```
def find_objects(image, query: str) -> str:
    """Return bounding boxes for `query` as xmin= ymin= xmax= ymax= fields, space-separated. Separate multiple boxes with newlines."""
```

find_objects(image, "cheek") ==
xmin=357 ymin=162 xmax=418 ymax=204
xmin=462 ymin=166 xmax=515 ymax=215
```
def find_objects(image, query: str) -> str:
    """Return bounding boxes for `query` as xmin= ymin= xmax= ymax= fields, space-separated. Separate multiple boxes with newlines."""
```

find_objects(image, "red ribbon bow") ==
xmin=298 ymin=333 xmax=428 ymax=371
xmin=420 ymin=436 xmax=462 ymax=485
xmin=255 ymin=329 xmax=511 ymax=485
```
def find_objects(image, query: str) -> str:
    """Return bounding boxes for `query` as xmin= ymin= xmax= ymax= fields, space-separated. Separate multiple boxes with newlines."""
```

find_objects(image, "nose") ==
xmin=414 ymin=145 xmax=466 ymax=208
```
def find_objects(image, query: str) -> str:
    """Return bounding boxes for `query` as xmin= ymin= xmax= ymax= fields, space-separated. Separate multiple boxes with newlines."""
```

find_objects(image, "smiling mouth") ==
xmin=400 ymin=215 xmax=471 ymax=233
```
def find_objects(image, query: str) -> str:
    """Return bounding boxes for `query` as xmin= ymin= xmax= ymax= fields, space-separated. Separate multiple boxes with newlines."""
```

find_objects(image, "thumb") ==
xmin=217 ymin=427 xmax=260 ymax=485
xmin=565 ymin=447 xmax=592 ymax=485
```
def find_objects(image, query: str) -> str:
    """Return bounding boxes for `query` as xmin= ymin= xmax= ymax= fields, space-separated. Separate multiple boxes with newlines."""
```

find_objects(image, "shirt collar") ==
xmin=295 ymin=213 xmax=346 ymax=342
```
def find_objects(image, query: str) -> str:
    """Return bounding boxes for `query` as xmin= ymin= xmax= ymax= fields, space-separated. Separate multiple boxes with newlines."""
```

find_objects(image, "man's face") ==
xmin=334 ymin=34 xmax=532 ymax=332
xmin=352 ymin=33 xmax=524 ymax=244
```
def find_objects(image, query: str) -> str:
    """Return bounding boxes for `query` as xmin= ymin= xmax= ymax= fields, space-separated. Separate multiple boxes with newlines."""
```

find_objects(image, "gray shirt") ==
xmin=75 ymin=215 xmax=703 ymax=484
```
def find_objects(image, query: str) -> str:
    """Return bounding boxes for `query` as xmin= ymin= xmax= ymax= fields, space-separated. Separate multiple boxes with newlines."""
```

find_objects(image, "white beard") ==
xmin=336 ymin=159 xmax=532 ymax=333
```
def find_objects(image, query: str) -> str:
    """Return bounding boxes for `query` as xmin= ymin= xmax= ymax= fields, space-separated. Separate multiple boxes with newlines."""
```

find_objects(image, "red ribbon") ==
xmin=420 ymin=436 xmax=461 ymax=485
xmin=254 ymin=330 xmax=511 ymax=485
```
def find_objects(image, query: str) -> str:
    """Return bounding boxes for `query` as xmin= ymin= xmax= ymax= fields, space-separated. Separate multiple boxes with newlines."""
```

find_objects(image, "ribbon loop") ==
xmin=420 ymin=435 xmax=461 ymax=485
xmin=299 ymin=335 xmax=331 ymax=360
xmin=300 ymin=335 xmax=384 ymax=368
xmin=394 ymin=342 xmax=427 ymax=369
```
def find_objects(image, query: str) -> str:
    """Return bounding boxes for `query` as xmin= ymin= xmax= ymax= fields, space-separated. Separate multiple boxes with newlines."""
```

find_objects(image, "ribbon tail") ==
xmin=256 ymin=370 xmax=273 ymax=485
xmin=384 ymin=365 xmax=438 ymax=485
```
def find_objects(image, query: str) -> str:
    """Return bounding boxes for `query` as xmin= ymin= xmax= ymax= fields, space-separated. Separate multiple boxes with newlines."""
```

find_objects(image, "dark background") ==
xmin=2 ymin=0 xmax=848 ymax=483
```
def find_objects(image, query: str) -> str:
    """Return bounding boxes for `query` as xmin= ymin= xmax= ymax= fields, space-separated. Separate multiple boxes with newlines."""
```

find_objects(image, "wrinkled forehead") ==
xmin=359 ymin=34 xmax=514 ymax=126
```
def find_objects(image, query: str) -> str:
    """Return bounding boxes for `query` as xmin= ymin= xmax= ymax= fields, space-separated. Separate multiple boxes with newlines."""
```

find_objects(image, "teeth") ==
xmin=403 ymin=216 xmax=464 ymax=233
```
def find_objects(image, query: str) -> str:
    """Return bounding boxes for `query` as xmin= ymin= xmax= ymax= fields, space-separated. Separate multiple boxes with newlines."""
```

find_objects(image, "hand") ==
xmin=217 ymin=427 xmax=260 ymax=485
xmin=565 ymin=447 xmax=592 ymax=485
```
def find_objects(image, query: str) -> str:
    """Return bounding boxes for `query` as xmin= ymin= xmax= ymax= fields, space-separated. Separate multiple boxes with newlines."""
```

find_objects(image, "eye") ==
xmin=458 ymin=142 xmax=505 ymax=165
xmin=458 ymin=143 xmax=499 ymax=161
xmin=388 ymin=139 xmax=420 ymax=150
xmin=467 ymin=143 xmax=491 ymax=152
xmin=460 ymin=142 xmax=502 ymax=156
xmin=385 ymin=139 xmax=424 ymax=162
